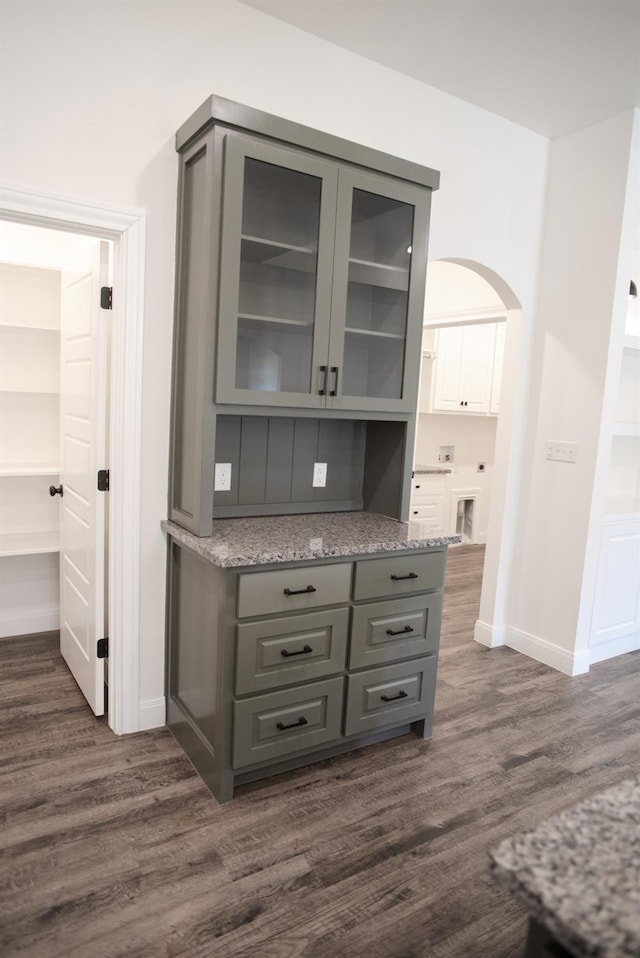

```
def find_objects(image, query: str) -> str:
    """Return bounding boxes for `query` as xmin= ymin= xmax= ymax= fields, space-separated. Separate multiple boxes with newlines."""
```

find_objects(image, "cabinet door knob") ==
xmin=318 ymin=365 xmax=328 ymax=396
xmin=49 ymin=484 xmax=63 ymax=497
xmin=329 ymin=366 xmax=339 ymax=397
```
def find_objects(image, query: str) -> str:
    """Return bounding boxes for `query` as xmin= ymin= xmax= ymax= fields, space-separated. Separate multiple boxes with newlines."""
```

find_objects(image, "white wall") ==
xmin=507 ymin=109 xmax=638 ymax=674
xmin=0 ymin=0 xmax=548 ymax=721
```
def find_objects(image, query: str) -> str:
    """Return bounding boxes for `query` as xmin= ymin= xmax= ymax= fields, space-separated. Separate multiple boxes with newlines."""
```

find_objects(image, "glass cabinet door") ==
xmin=216 ymin=134 xmax=338 ymax=407
xmin=327 ymin=170 xmax=431 ymax=412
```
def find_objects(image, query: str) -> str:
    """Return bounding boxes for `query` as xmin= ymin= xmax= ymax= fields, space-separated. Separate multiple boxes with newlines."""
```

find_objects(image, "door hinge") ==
xmin=100 ymin=286 xmax=113 ymax=310
xmin=97 ymin=637 xmax=109 ymax=659
xmin=97 ymin=469 xmax=109 ymax=491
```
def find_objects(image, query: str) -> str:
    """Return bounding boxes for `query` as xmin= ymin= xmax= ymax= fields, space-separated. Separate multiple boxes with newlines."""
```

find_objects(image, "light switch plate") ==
xmin=545 ymin=442 xmax=578 ymax=463
xmin=214 ymin=462 xmax=232 ymax=491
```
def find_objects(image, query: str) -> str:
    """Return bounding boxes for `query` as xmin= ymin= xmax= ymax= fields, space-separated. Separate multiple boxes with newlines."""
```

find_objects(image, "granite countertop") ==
xmin=413 ymin=463 xmax=452 ymax=475
xmin=491 ymin=775 xmax=640 ymax=958
xmin=162 ymin=511 xmax=461 ymax=568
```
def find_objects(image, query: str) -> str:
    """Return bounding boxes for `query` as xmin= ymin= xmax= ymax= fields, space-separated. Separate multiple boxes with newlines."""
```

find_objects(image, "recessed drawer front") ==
xmin=237 ymin=562 xmax=352 ymax=618
xmin=233 ymin=677 xmax=344 ymax=769
xmin=412 ymin=477 xmax=446 ymax=498
xmin=410 ymin=501 xmax=442 ymax=520
xmin=349 ymin=593 xmax=442 ymax=669
xmin=236 ymin=607 xmax=349 ymax=695
xmin=344 ymin=657 xmax=436 ymax=738
xmin=353 ymin=551 xmax=445 ymax=601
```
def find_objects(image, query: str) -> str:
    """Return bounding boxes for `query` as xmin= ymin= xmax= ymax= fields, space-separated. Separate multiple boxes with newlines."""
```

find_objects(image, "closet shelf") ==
xmin=0 ymin=323 xmax=60 ymax=334
xmin=0 ymin=531 xmax=59 ymax=557
xmin=0 ymin=464 xmax=59 ymax=477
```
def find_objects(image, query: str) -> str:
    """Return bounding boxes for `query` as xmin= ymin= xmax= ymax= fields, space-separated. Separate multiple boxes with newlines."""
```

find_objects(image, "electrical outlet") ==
xmin=214 ymin=462 xmax=232 ymax=491
xmin=312 ymin=462 xmax=327 ymax=487
xmin=545 ymin=442 xmax=578 ymax=463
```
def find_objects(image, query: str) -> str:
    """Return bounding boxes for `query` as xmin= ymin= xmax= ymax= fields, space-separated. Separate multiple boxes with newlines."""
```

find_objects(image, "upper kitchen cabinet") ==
xmin=170 ymin=96 xmax=439 ymax=533
xmin=214 ymin=132 xmax=431 ymax=413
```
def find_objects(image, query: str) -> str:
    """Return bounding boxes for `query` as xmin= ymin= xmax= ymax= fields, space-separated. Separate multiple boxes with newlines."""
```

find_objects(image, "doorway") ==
xmin=414 ymin=259 xmax=523 ymax=649
xmin=0 ymin=222 xmax=112 ymax=715
xmin=0 ymin=187 xmax=145 ymax=734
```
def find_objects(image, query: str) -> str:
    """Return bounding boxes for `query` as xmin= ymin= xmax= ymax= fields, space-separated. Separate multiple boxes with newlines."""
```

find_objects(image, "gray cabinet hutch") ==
xmin=165 ymin=96 xmax=454 ymax=804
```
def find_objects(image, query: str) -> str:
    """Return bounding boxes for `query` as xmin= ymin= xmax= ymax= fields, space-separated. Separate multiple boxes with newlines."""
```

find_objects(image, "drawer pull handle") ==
xmin=276 ymin=716 xmax=308 ymax=731
xmin=386 ymin=625 xmax=414 ymax=636
xmin=390 ymin=572 xmax=418 ymax=581
xmin=281 ymin=644 xmax=313 ymax=658
xmin=381 ymin=690 xmax=408 ymax=703
xmin=283 ymin=585 xmax=317 ymax=596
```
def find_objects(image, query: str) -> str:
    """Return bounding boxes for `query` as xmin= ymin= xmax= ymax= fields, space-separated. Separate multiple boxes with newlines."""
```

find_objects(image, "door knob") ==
xmin=49 ymin=484 xmax=63 ymax=497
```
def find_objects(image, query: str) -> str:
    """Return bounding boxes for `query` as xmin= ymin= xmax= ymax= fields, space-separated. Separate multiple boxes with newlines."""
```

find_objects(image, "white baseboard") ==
xmin=506 ymin=626 xmax=590 ymax=676
xmin=474 ymin=619 xmax=504 ymax=647
xmin=589 ymin=631 xmax=640 ymax=666
xmin=138 ymin=696 xmax=166 ymax=731
xmin=0 ymin=605 xmax=59 ymax=639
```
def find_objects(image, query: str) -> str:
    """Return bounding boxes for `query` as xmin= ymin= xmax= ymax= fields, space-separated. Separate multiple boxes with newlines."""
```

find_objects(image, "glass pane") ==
xmin=235 ymin=158 xmax=321 ymax=393
xmin=341 ymin=190 xmax=414 ymax=400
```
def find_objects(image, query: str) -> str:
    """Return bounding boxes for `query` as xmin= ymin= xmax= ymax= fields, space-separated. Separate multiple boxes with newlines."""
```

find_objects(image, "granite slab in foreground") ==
xmin=491 ymin=775 xmax=640 ymax=958
xmin=162 ymin=512 xmax=461 ymax=568
xmin=413 ymin=463 xmax=452 ymax=475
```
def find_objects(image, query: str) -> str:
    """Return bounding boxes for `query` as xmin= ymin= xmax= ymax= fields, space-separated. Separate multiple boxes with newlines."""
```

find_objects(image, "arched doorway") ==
xmin=415 ymin=259 xmax=524 ymax=651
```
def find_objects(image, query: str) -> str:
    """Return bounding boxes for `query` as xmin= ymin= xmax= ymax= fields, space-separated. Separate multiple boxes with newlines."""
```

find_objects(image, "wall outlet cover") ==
xmin=545 ymin=442 xmax=578 ymax=463
xmin=214 ymin=462 xmax=232 ymax=491
xmin=312 ymin=462 xmax=327 ymax=487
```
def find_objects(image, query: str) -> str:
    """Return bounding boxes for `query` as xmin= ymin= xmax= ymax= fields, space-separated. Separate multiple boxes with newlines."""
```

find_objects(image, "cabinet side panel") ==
xmin=362 ymin=420 xmax=408 ymax=520
xmin=170 ymin=138 xmax=213 ymax=531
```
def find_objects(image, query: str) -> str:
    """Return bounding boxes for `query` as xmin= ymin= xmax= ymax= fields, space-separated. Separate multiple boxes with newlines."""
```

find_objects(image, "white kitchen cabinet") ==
xmin=490 ymin=322 xmax=506 ymax=415
xmin=0 ymin=264 xmax=61 ymax=637
xmin=409 ymin=475 xmax=448 ymax=534
xmin=430 ymin=323 xmax=498 ymax=414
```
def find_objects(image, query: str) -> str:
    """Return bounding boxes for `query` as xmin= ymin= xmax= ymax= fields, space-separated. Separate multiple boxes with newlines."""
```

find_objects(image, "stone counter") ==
xmin=162 ymin=511 xmax=460 ymax=568
xmin=491 ymin=775 xmax=640 ymax=957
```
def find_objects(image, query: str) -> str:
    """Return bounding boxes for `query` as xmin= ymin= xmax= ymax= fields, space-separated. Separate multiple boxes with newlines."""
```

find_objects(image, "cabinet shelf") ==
xmin=0 ymin=531 xmax=59 ymax=557
xmin=344 ymin=327 xmax=405 ymax=340
xmin=604 ymin=496 xmax=640 ymax=518
xmin=613 ymin=422 xmax=640 ymax=437
xmin=238 ymin=313 xmax=312 ymax=329
xmin=0 ymin=387 xmax=59 ymax=396
xmin=348 ymin=259 xmax=409 ymax=291
xmin=241 ymin=235 xmax=317 ymax=273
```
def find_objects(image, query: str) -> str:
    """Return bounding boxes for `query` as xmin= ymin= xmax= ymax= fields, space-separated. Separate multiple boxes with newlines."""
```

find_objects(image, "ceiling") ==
xmin=240 ymin=0 xmax=640 ymax=138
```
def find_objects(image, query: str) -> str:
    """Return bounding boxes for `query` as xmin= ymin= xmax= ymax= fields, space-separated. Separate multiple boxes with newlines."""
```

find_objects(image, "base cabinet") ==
xmin=167 ymin=539 xmax=446 ymax=803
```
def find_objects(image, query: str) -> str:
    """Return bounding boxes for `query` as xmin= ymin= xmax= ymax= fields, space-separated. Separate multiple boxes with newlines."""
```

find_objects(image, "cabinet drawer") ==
xmin=409 ymin=501 xmax=442 ymax=521
xmin=233 ymin=677 xmax=344 ymax=769
xmin=412 ymin=477 xmax=446 ymax=498
xmin=353 ymin=551 xmax=445 ymax=601
xmin=344 ymin=658 xmax=436 ymax=738
xmin=349 ymin=593 xmax=442 ymax=669
xmin=237 ymin=562 xmax=352 ymax=618
xmin=236 ymin=607 xmax=349 ymax=695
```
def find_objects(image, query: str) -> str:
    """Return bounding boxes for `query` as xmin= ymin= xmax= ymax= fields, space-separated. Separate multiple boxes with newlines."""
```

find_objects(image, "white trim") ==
xmin=473 ymin=619 xmax=504 ymax=648
xmin=0 ymin=185 xmax=146 ymax=735
xmin=0 ymin=604 xmax=59 ymax=639
xmin=506 ymin=626 xmax=590 ymax=676
xmin=589 ymin=631 xmax=640 ymax=666
xmin=138 ymin=696 xmax=167 ymax=731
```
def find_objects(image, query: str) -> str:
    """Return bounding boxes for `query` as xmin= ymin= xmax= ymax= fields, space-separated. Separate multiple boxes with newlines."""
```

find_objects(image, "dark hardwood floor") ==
xmin=2 ymin=544 xmax=639 ymax=958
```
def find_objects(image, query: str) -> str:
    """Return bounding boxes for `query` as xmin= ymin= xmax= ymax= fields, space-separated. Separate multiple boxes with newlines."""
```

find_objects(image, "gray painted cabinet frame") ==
xmin=169 ymin=96 xmax=440 ymax=535
xmin=166 ymin=537 xmax=446 ymax=804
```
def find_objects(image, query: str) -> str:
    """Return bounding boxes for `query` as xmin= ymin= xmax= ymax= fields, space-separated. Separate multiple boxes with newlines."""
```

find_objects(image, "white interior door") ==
xmin=59 ymin=240 xmax=109 ymax=715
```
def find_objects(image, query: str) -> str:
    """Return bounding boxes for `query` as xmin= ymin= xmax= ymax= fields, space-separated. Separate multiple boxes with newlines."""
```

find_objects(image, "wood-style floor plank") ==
xmin=2 ymin=544 xmax=639 ymax=958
